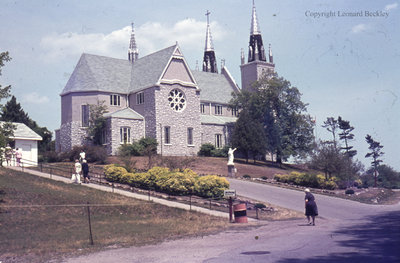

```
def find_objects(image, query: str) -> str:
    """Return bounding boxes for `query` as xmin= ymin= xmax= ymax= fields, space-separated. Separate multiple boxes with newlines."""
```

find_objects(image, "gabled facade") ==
xmin=55 ymin=2 xmax=272 ymax=156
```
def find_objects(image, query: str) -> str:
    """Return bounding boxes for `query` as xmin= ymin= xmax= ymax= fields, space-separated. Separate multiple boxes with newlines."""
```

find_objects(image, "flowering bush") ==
xmin=103 ymin=165 xmax=229 ymax=198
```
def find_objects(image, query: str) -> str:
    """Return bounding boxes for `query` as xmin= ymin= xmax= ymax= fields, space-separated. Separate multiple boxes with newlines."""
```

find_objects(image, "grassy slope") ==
xmin=0 ymin=168 xmax=229 ymax=263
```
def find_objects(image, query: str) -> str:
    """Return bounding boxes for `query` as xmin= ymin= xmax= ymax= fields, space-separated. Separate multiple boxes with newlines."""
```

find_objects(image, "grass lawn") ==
xmin=0 ymin=168 xmax=230 ymax=263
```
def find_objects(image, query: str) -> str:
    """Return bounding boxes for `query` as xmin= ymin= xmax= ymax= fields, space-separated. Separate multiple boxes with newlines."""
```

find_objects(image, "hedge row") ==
xmin=274 ymin=172 xmax=338 ymax=190
xmin=104 ymin=165 xmax=229 ymax=198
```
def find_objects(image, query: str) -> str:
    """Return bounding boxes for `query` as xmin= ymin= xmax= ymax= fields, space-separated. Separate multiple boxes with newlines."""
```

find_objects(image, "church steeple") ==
xmin=128 ymin=23 xmax=139 ymax=63
xmin=240 ymin=0 xmax=275 ymax=91
xmin=202 ymin=10 xmax=218 ymax=73
xmin=248 ymin=0 xmax=266 ymax=62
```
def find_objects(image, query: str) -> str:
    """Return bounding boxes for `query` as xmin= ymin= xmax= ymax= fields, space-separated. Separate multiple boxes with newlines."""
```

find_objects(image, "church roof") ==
xmin=61 ymin=45 xmax=177 ymax=96
xmin=60 ymin=44 xmax=238 ymax=105
xmin=193 ymin=69 xmax=239 ymax=104
xmin=200 ymin=115 xmax=237 ymax=125
xmin=61 ymin=54 xmax=132 ymax=95
xmin=104 ymin=107 xmax=144 ymax=120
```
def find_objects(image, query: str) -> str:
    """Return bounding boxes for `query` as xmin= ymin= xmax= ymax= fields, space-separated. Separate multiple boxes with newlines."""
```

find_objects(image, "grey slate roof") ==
xmin=104 ymin=107 xmax=144 ymax=120
xmin=60 ymin=44 xmax=238 ymax=106
xmin=0 ymin=122 xmax=42 ymax=141
xmin=61 ymin=45 xmax=177 ymax=96
xmin=192 ymin=70 xmax=238 ymax=104
xmin=201 ymin=115 xmax=237 ymax=125
xmin=61 ymin=54 xmax=132 ymax=95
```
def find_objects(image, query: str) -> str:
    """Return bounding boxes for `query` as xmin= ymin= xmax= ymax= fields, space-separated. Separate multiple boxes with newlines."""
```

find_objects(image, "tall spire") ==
xmin=128 ymin=22 xmax=139 ymax=63
xmin=202 ymin=10 xmax=218 ymax=73
xmin=268 ymin=43 xmax=273 ymax=63
xmin=250 ymin=0 xmax=261 ymax=35
xmin=248 ymin=0 xmax=266 ymax=62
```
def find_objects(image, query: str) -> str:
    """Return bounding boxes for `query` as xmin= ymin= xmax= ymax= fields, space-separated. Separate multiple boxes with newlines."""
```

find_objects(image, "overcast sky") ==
xmin=1 ymin=0 xmax=399 ymax=171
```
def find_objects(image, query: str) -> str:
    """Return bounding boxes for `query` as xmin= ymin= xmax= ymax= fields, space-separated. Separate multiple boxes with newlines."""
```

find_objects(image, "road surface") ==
xmin=62 ymin=179 xmax=400 ymax=263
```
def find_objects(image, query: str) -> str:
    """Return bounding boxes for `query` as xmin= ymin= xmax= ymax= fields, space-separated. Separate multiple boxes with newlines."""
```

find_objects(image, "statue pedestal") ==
xmin=227 ymin=164 xmax=236 ymax=178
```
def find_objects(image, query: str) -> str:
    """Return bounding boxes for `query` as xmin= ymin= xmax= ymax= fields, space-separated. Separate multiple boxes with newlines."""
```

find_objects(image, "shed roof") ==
xmin=1 ymin=122 xmax=42 ymax=141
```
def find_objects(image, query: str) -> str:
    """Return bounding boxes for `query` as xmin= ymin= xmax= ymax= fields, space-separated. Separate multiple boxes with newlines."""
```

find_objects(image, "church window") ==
xmin=81 ymin=104 xmax=89 ymax=127
xmin=110 ymin=94 xmax=121 ymax=106
xmin=136 ymin=92 xmax=144 ymax=105
xmin=200 ymin=103 xmax=205 ymax=114
xmin=215 ymin=134 xmax=222 ymax=148
xmin=120 ymin=127 xmax=131 ymax=144
xmin=168 ymin=89 xmax=186 ymax=112
xmin=164 ymin=126 xmax=171 ymax=144
xmin=231 ymin=107 xmax=238 ymax=117
xmin=187 ymin=127 xmax=193 ymax=145
xmin=214 ymin=105 xmax=223 ymax=115
xmin=101 ymin=129 xmax=108 ymax=145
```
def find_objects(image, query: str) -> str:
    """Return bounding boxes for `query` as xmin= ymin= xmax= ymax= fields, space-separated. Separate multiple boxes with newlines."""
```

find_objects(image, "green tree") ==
xmin=0 ymin=52 xmax=11 ymax=100
xmin=87 ymin=101 xmax=108 ymax=145
xmin=309 ymin=140 xmax=343 ymax=180
xmin=365 ymin=134 xmax=384 ymax=187
xmin=364 ymin=165 xmax=399 ymax=189
xmin=1 ymin=95 xmax=53 ymax=152
xmin=231 ymin=109 xmax=266 ymax=163
xmin=138 ymin=137 xmax=158 ymax=169
xmin=0 ymin=51 xmax=13 ymax=165
xmin=322 ymin=117 xmax=339 ymax=151
xmin=231 ymin=75 xmax=314 ymax=164
xmin=338 ymin=117 xmax=357 ymax=158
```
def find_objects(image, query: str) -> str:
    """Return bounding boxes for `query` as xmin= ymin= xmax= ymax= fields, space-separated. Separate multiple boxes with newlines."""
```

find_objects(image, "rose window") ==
xmin=168 ymin=89 xmax=186 ymax=112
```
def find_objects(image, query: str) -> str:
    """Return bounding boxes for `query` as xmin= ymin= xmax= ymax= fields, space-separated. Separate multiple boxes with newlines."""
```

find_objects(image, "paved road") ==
xmin=63 ymin=178 xmax=400 ymax=263
xmin=228 ymin=178 xmax=396 ymax=220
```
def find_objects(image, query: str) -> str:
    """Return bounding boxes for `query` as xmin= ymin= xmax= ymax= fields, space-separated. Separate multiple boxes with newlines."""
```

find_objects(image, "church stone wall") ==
xmin=155 ymin=83 xmax=201 ymax=156
xmin=107 ymin=117 xmax=145 ymax=155
xmin=201 ymin=123 xmax=234 ymax=147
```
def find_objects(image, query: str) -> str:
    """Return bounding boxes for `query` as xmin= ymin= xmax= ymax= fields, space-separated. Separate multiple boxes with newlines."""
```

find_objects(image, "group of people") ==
xmin=3 ymin=145 xmax=22 ymax=167
xmin=72 ymin=150 xmax=90 ymax=184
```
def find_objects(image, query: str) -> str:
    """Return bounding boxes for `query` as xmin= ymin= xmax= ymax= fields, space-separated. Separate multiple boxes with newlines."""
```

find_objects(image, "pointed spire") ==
xmin=128 ymin=22 xmax=139 ymax=63
xmin=250 ymin=0 xmax=261 ymax=35
xmin=241 ymin=48 xmax=245 ymax=65
xmin=202 ymin=10 xmax=218 ymax=73
xmin=247 ymin=1 xmax=266 ymax=62
xmin=269 ymin=44 xmax=274 ymax=63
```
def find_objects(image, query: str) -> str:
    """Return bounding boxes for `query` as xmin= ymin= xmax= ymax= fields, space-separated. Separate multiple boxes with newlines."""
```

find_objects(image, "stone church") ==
xmin=55 ymin=2 xmax=275 ymax=156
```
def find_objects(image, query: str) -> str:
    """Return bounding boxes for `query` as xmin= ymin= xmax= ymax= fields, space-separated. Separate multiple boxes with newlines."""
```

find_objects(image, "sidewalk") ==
xmin=7 ymin=166 xmax=231 ymax=219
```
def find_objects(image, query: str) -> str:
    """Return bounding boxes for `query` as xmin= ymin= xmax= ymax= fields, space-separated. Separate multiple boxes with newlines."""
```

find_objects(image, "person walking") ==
xmin=79 ymin=150 xmax=86 ymax=163
xmin=73 ymin=159 xmax=82 ymax=184
xmin=82 ymin=159 xmax=90 ymax=184
xmin=304 ymin=188 xmax=318 ymax=226
xmin=15 ymin=148 xmax=22 ymax=167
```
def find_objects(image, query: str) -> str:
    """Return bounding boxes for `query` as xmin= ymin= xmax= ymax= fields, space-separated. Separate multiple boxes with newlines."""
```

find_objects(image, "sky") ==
xmin=1 ymin=0 xmax=399 ymax=171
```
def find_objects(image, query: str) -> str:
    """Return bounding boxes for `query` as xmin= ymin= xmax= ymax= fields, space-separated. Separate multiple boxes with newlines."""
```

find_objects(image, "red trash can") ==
xmin=233 ymin=203 xmax=248 ymax=223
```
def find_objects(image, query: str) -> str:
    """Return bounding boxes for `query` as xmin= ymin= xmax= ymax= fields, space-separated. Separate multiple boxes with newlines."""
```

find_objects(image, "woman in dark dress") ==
xmin=304 ymin=188 xmax=318 ymax=225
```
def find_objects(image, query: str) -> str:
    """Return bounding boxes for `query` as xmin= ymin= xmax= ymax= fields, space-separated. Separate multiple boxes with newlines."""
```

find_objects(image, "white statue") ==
xmin=227 ymin=147 xmax=237 ymax=165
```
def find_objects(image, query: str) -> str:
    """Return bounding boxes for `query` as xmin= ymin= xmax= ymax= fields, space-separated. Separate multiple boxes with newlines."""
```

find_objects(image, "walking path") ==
xmin=7 ymin=166 xmax=230 ymax=219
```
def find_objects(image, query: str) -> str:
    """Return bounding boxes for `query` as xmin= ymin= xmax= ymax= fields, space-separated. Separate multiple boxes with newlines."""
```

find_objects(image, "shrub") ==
xmin=194 ymin=175 xmax=229 ymax=198
xmin=211 ymin=145 xmax=230 ymax=157
xmin=118 ymin=143 xmax=143 ymax=157
xmin=242 ymin=174 xmax=251 ymax=179
xmin=345 ymin=189 xmax=355 ymax=195
xmin=198 ymin=143 xmax=215 ymax=157
xmin=40 ymin=151 xmax=62 ymax=163
xmin=104 ymin=164 xmax=127 ymax=182
xmin=85 ymin=145 xmax=108 ymax=164
xmin=261 ymin=176 xmax=268 ymax=180
xmin=254 ymin=203 xmax=267 ymax=209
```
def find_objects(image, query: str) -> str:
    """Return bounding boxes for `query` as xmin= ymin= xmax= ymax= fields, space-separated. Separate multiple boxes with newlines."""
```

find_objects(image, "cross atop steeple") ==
xmin=204 ymin=10 xmax=214 ymax=52
xmin=128 ymin=22 xmax=139 ymax=63
xmin=202 ymin=10 xmax=218 ymax=73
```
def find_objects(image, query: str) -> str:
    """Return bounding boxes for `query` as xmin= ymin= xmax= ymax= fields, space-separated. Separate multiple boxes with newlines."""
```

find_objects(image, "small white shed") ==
xmin=1 ymin=122 xmax=42 ymax=167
